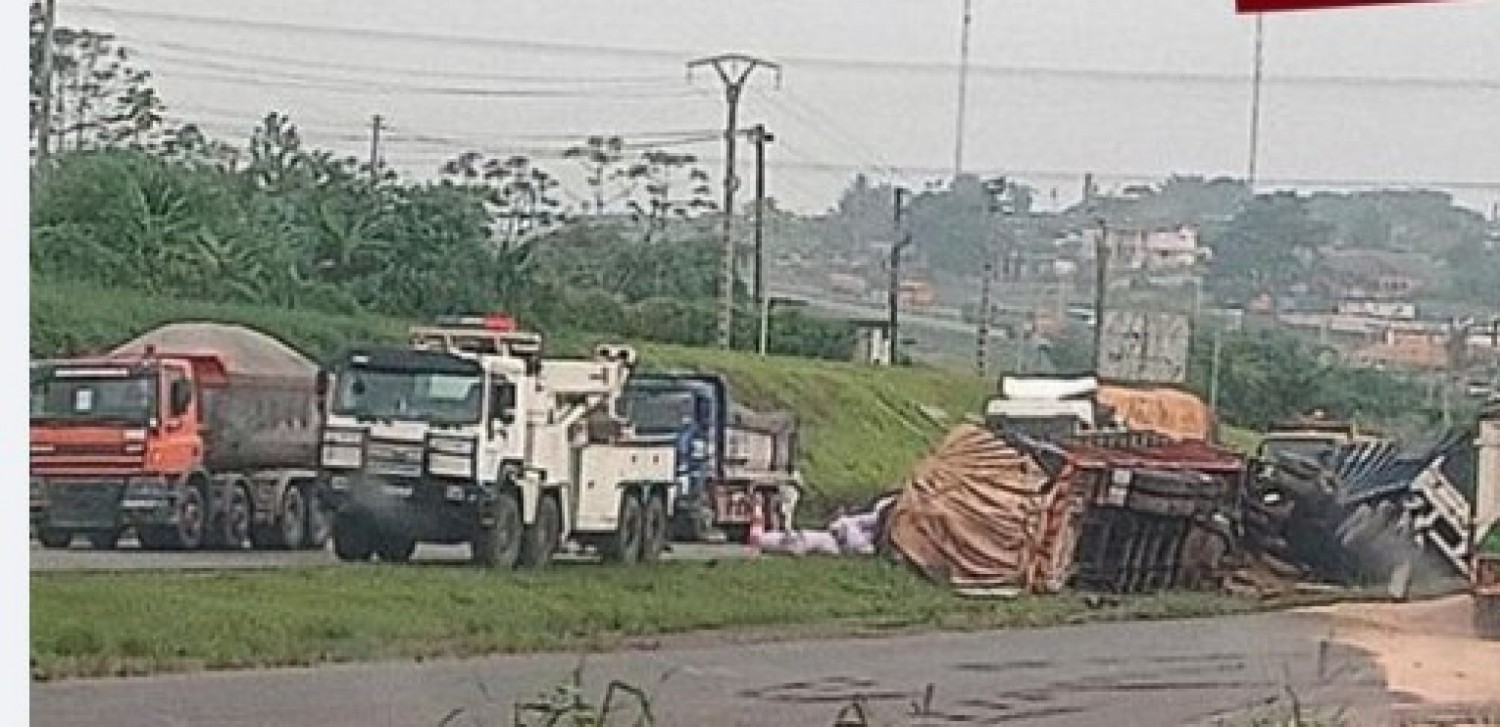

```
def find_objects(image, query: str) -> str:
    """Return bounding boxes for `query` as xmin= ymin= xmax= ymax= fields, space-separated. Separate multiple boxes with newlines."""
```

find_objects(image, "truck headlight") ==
xmin=321 ymin=444 xmax=364 ymax=469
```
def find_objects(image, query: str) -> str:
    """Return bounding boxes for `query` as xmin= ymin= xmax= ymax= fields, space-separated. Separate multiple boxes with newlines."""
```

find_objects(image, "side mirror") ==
xmin=169 ymin=380 xmax=193 ymax=417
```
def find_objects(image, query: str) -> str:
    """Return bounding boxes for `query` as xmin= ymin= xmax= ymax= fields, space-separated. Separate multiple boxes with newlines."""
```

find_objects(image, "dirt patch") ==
xmin=1302 ymin=595 xmax=1500 ymax=708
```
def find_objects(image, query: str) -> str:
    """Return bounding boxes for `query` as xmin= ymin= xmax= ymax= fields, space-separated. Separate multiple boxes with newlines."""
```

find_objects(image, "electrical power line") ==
xmin=69 ymin=4 xmax=1500 ymax=92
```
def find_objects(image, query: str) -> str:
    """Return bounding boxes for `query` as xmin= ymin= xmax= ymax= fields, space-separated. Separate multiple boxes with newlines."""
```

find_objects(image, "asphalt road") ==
xmin=29 ymin=539 xmax=751 ymax=572
xmin=31 ymin=611 xmax=1402 ymax=727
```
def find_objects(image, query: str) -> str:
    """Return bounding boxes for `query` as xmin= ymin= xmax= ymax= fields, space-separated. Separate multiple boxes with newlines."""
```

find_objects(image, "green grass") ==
xmin=31 ymin=559 xmax=1266 ymax=681
xmin=31 ymin=279 xmax=992 ymax=512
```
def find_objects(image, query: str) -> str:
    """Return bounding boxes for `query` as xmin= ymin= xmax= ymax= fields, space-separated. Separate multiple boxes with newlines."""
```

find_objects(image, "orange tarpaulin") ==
xmin=1097 ymin=385 xmax=1213 ymax=442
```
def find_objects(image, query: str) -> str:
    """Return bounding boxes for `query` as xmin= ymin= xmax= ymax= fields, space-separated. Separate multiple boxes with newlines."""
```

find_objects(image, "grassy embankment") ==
xmin=32 ymin=560 xmax=1272 ymax=680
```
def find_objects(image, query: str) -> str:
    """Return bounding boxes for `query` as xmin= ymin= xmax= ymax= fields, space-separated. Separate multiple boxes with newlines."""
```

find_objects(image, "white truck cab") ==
xmin=318 ymin=314 xmax=678 ymax=568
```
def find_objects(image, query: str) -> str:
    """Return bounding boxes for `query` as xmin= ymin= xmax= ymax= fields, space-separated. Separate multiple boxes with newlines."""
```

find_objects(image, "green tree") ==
xmin=1204 ymin=192 xmax=1331 ymax=304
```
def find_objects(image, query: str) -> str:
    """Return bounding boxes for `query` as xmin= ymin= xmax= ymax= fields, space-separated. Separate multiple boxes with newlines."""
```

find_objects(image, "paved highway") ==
xmin=31 ymin=611 xmax=1399 ymax=727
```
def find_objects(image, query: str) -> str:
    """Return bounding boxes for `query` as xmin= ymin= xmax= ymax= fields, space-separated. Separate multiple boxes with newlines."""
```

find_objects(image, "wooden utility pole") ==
xmin=35 ymin=0 xmax=58 ymax=164
xmin=889 ymin=188 xmax=914 ymax=365
xmin=688 ymin=54 xmax=781 ymax=349
xmin=1092 ymin=219 xmax=1110 ymax=374
xmin=368 ymin=114 xmax=384 ymax=181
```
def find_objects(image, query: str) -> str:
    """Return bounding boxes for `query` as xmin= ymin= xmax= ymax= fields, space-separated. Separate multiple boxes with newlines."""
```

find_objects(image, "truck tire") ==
xmin=157 ymin=484 xmax=207 ymax=550
xmin=275 ymin=485 xmax=308 ymax=550
xmin=603 ymin=492 xmax=644 ymax=565
xmin=472 ymin=493 xmax=523 ymax=569
xmin=37 ymin=528 xmax=72 ymax=549
xmin=87 ymin=528 xmax=122 ymax=550
xmin=376 ymin=536 xmax=417 ymax=563
xmin=213 ymin=484 xmax=252 ymax=550
xmin=639 ymin=493 xmax=668 ymax=563
xmin=519 ymin=495 xmax=561 ymax=569
xmin=1476 ymin=595 xmax=1500 ymax=640
xmin=304 ymin=489 xmax=333 ymax=550
xmin=332 ymin=511 xmax=375 ymax=562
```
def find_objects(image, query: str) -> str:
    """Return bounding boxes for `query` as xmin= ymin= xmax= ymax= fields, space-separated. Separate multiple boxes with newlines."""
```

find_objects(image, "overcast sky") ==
xmin=59 ymin=0 xmax=1500 ymax=214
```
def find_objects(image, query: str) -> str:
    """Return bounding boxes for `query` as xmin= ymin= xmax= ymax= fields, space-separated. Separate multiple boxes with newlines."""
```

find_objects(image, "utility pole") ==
xmin=368 ymin=114 xmax=384 ymax=182
xmin=744 ymin=124 xmax=775 ymax=313
xmin=1247 ymin=14 xmax=1266 ymax=189
xmin=976 ymin=260 xmax=993 ymax=377
xmin=889 ymin=188 xmax=914 ymax=366
xmin=1092 ymin=218 xmax=1110 ymax=375
xmin=688 ymin=54 xmax=782 ymax=349
xmin=35 ymin=0 xmax=58 ymax=165
xmin=1209 ymin=329 xmax=1224 ymax=413
xmin=952 ymin=0 xmax=974 ymax=178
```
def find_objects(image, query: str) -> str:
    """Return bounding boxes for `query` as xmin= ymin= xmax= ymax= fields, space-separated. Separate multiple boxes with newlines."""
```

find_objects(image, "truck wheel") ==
xmin=303 ymin=487 xmax=332 ymax=550
xmin=376 ymin=536 xmax=417 ymax=563
xmin=472 ymin=493 xmax=523 ymax=569
xmin=275 ymin=485 xmax=308 ymax=550
xmin=87 ymin=528 xmax=122 ymax=550
xmin=168 ymin=485 xmax=208 ymax=550
xmin=215 ymin=484 xmax=252 ymax=550
xmin=603 ymin=492 xmax=644 ymax=565
xmin=37 ymin=528 xmax=72 ymax=549
xmin=519 ymin=495 xmax=561 ymax=569
xmin=640 ymin=493 xmax=668 ymax=563
xmin=332 ymin=511 xmax=375 ymax=562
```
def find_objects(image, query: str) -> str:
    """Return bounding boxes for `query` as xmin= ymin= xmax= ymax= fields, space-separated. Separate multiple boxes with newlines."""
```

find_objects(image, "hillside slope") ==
xmin=32 ymin=280 xmax=991 ymax=512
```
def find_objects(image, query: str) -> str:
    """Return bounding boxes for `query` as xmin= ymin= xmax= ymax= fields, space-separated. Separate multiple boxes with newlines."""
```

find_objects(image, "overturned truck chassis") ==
xmin=883 ymin=425 xmax=1244 ymax=595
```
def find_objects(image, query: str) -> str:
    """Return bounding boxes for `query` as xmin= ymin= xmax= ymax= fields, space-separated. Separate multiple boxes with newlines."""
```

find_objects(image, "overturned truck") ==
xmin=881 ymin=422 xmax=1244 ymax=596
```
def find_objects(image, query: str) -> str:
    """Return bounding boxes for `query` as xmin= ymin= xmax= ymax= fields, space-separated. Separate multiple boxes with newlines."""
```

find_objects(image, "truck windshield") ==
xmin=30 ymin=367 xmax=157 ymax=425
xmin=332 ymin=366 xmax=483 ymax=425
xmin=620 ymin=390 xmax=697 ymax=435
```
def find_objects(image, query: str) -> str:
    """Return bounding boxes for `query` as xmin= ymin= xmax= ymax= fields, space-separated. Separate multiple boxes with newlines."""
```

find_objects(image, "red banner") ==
xmin=1237 ymin=0 xmax=1442 ymax=11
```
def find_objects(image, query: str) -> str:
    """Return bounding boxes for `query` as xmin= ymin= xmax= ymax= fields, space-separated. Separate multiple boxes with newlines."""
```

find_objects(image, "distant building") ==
xmin=1317 ymin=248 xmax=1437 ymax=301
xmin=1075 ymin=224 xmax=1205 ymax=272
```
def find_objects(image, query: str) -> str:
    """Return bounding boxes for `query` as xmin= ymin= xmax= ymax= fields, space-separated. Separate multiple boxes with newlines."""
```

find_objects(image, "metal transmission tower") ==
xmin=688 ymin=54 xmax=782 ymax=349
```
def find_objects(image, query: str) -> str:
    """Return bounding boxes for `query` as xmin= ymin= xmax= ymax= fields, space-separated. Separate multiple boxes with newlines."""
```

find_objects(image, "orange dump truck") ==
xmin=30 ymin=323 xmax=329 ymax=551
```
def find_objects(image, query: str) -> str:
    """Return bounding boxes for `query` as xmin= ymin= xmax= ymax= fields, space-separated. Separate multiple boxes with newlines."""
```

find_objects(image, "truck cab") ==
xmin=30 ymin=325 xmax=326 ymax=553
xmin=320 ymin=315 xmax=678 ymax=568
xmin=30 ymin=355 xmax=201 ymax=549
xmin=619 ymin=373 xmax=802 ymax=542
xmin=1256 ymin=415 xmax=1384 ymax=466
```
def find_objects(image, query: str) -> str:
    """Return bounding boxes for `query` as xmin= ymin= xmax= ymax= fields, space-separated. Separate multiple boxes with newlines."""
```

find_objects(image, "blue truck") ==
xmin=618 ymin=373 xmax=802 ymax=543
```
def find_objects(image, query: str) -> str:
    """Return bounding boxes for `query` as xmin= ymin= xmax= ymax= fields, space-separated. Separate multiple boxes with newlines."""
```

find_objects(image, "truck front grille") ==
xmin=366 ymin=440 xmax=424 ymax=478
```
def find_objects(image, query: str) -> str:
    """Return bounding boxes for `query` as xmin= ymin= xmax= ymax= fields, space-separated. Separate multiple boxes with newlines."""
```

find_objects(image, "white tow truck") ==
xmin=318 ymin=314 xmax=679 ymax=568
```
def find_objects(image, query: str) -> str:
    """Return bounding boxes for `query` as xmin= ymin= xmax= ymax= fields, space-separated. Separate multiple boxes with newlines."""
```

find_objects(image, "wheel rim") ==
xmin=228 ymin=490 xmax=251 ymax=547
xmin=281 ymin=488 xmax=306 ymax=544
xmin=620 ymin=499 xmax=642 ymax=556
xmin=180 ymin=491 xmax=204 ymax=544
xmin=644 ymin=500 xmax=665 ymax=552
